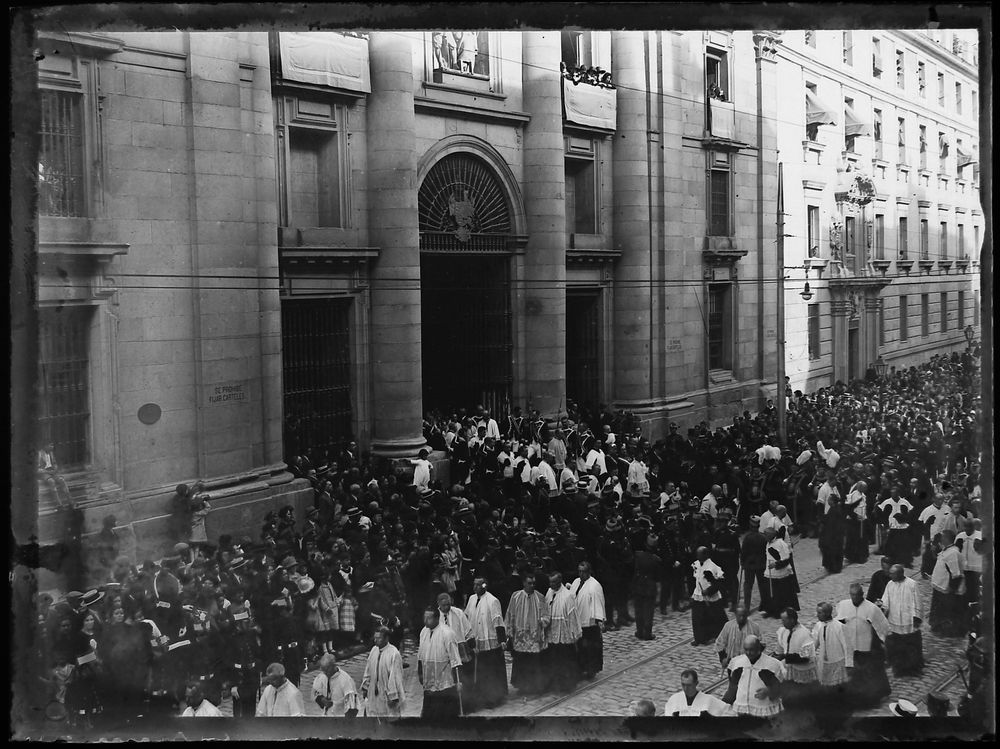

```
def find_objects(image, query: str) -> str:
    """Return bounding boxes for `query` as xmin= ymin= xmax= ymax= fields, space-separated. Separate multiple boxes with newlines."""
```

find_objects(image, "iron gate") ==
xmin=281 ymin=298 xmax=353 ymax=457
xmin=38 ymin=306 xmax=93 ymax=469
xmin=420 ymin=253 xmax=512 ymax=417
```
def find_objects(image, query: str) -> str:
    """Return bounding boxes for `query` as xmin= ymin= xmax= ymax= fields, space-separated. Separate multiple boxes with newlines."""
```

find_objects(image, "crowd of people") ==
xmin=28 ymin=349 xmax=987 ymax=724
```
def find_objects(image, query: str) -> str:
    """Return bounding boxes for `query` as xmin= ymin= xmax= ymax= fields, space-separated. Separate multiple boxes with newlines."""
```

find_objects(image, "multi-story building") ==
xmin=23 ymin=27 xmax=792 ymax=563
xmin=776 ymin=29 xmax=982 ymax=391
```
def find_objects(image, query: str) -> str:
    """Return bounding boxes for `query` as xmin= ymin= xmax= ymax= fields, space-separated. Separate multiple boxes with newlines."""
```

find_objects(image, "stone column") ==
xmin=864 ymin=295 xmax=882 ymax=369
xmin=830 ymin=298 xmax=851 ymax=383
xmin=366 ymin=32 xmax=425 ymax=456
xmin=521 ymin=32 xmax=567 ymax=417
xmin=611 ymin=31 xmax=652 ymax=404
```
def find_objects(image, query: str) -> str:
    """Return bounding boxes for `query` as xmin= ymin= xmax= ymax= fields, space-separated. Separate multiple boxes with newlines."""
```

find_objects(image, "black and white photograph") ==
xmin=9 ymin=3 xmax=993 ymax=742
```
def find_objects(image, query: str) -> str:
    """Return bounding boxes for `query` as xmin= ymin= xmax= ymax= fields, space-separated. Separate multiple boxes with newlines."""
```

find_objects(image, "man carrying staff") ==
xmin=567 ymin=561 xmax=605 ymax=680
xmin=504 ymin=573 xmax=550 ymax=695
xmin=761 ymin=528 xmax=798 ymax=617
xmin=464 ymin=576 xmax=508 ymax=709
xmin=417 ymin=606 xmax=463 ymax=718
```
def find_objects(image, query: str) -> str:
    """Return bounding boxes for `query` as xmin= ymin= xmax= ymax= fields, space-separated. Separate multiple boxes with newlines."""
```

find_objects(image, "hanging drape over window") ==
xmin=938 ymin=132 xmax=950 ymax=158
xmin=806 ymin=90 xmax=839 ymax=127
xmin=844 ymin=102 xmax=873 ymax=137
xmin=278 ymin=32 xmax=371 ymax=93
xmin=956 ymin=144 xmax=975 ymax=168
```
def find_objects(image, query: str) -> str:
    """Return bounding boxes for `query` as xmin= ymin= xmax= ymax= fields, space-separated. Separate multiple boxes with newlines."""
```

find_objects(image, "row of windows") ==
xmin=807 ymin=290 xmax=976 ymax=359
xmin=818 ymin=31 xmax=978 ymax=113
xmin=807 ymin=206 xmax=979 ymax=262
xmin=807 ymin=87 xmax=976 ymax=180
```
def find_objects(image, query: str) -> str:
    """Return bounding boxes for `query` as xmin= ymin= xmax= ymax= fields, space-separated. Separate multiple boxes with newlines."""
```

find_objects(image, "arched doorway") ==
xmin=418 ymin=153 xmax=514 ymax=418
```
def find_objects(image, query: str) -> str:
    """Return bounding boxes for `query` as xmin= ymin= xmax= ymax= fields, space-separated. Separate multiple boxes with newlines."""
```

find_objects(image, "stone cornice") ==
xmin=775 ymin=43 xmax=979 ymax=140
xmin=897 ymin=30 xmax=978 ymax=80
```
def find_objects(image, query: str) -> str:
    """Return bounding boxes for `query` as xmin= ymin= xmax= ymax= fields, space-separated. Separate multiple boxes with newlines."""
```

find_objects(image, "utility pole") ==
xmin=776 ymin=161 xmax=787 ymax=448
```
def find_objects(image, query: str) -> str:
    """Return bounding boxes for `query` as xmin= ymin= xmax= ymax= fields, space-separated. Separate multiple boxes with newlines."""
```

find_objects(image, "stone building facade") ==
xmin=28 ymin=28 xmax=792 ymax=563
xmin=774 ymin=29 xmax=983 ymax=392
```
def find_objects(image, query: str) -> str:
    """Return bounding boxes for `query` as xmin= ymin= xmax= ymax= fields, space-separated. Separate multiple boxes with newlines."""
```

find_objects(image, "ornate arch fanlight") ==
xmin=418 ymin=153 xmax=512 ymax=241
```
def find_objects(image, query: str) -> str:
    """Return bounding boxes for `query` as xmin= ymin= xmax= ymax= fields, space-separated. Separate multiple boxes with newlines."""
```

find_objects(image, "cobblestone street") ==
xmin=218 ymin=535 xmax=969 ymax=720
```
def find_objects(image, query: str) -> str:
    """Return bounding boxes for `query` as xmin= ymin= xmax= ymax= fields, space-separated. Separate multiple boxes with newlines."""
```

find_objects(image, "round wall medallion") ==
xmin=137 ymin=403 xmax=162 ymax=425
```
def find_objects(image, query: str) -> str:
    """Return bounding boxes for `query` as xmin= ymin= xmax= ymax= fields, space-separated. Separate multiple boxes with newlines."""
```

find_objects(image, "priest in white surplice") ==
xmin=811 ymin=602 xmax=852 ymax=688
xmin=417 ymin=607 xmax=463 ymax=718
xmin=255 ymin=662 xmax=306 ymax=717
xmin=311 ymin=653 xmax=359 ymax=717
xmin=544 ymin=571 xmax=583 ymax=693
xmin=836 ymin=583 xmax=891 ymax=706
xmin=360 ymin=626 xmax=405 ymax=717
xmin=567 ymin=561 xmax=606 ymax=679
xmin=504 ymin=574 xmax=550 ymax=695
xmin=464 ymin=576 xmax=508 ymax=709
xmin=878 ymin=564 xmax=924 ymax=676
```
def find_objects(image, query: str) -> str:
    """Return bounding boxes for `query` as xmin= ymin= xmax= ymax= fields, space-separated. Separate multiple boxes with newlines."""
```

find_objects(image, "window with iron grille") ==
xmin=899 ymin=295 xmax=908 ymax=341
xmin=918 ymin=124 xmax=927 ymax=169
xmin=895 ymin=49 xmax=904 ymax=87
xmin=39 ymin=90 xmax=86 ymax=217
xmin=921 ymin=293 xmax=929 ymax=336
xmin=937 ymin=71 xmax=945 ymax=106
xmin=955 ymin=82 xmax=962 ymax=114
xmin=919 ymin=219 xmax=928 ymax=260
xmin=879 ymin=299 xmax=886 ymax=346
xmin=958 ymin=290 xmax=965 ymax=328
xmin=842 ymin=31 xmax=853 ymax=65
xmin=872 ymin=37 xmax=882 ymax=78
xmin=281 ymin=299 xmax=353 ymax=459
xmin=898 ymin=217 xmax=908 ymax=259
xmin=708 ymin=160 xmax=731 ymax=237
xmin=958 ymin=223 xmax=965 ymax=256
xmin=874 ymin=214 xmax=885 ymax=259
xmin=808 ymin=304 xmax=821 ymax=360
xmin=940 ymin=291 xmax=948 ymax=332
xmin=807 ymin=205 xmax=820 ymax=257
xmin=708 ymin=283 xmax=732 ymax=370
xmin=917 ymin=61 xmax=926 ymax=97
xmin=39 ymin=306 xmax=93 ymax=469
xmin=940 ymin=221 xmax=948 ymax=260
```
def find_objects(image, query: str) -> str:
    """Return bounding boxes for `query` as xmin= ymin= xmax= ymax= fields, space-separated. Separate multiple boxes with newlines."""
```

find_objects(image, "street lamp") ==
xmin=800 ymin=282 xmax=813 ymax=301
xmin=964 ymin=324 xmax=975 ymax=350
xmin=874 ymin=356 xmax=888 ymax=380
